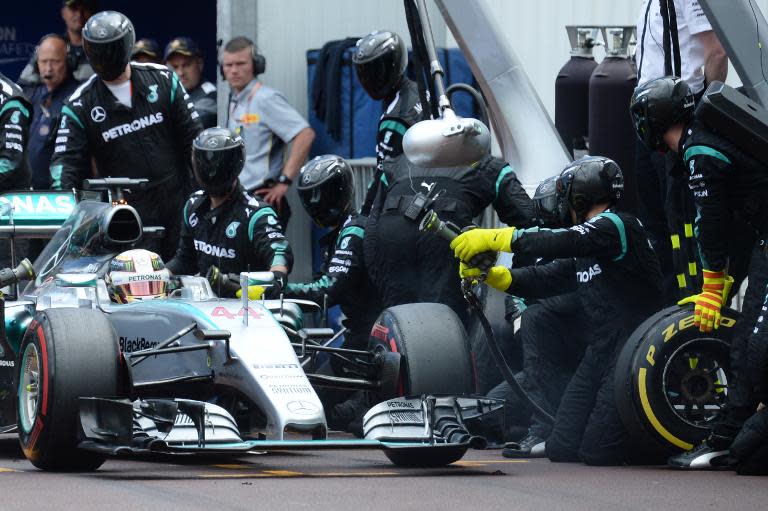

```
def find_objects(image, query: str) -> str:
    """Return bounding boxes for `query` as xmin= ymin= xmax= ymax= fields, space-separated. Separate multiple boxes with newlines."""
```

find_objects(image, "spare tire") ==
xmin=17 ymin=308 xmax=123 ymax=471
xmin=615 ymin=305 xmax=737 ymax=460
xmin=370 ymin=302 xmax=475 ymax=398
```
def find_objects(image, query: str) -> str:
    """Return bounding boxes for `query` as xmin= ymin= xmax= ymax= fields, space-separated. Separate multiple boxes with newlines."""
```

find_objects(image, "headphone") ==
xmin=33 ymin=33 xmax=77 ymax=76
xmin=219 ymin=37 xmax=266 ymax=80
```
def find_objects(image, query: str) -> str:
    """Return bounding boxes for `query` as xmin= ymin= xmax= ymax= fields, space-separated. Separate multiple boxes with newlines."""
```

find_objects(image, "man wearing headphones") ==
xmin=222 ymin=36 xmax=315 ymax=227
xmin=18 ymin=0 xmax=97 ymax=87
xmin=24 ymin=34 xmax=79 ymax=189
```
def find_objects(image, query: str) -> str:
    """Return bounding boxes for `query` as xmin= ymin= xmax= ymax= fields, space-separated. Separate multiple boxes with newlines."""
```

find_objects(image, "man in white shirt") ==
xmin=635 ymin=0 xmax=727 ymax=95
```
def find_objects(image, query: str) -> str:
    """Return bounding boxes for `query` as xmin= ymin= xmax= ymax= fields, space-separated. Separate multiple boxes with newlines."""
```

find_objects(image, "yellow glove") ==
xmin=450 ymin=227 xmax=516 ymax=262
xmin=460 ymin=263 xmax=513 ymax=292
xmin=677 ymin=270 xmax=732 ymax=333
xmin=236 ymin=285 xmax=266 ymax=300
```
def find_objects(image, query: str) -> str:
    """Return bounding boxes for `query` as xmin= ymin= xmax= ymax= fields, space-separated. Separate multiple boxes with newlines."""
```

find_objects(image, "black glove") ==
xmin=206 ymin=265 xmax=240 ymax=298
xmin=264 ymin=270 xmax=286 ymax=299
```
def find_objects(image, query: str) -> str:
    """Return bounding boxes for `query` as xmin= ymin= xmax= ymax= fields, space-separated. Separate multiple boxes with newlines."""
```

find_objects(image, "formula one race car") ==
xmin=0 ymin=180 xmax=500 ymax=471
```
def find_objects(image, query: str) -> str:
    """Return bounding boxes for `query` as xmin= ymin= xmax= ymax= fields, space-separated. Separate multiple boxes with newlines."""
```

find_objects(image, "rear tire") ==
xmin=17 ymin=308 xmax=122 ymax=471
xmin=615 ymin=305 xmax=736 ymax=460
xmin=370 ymin=303 xmax=475 ymax=398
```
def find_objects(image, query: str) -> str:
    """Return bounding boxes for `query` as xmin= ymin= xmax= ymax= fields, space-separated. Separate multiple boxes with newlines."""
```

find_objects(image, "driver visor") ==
xmin=110 ymin=270 xmax=169 ymax=299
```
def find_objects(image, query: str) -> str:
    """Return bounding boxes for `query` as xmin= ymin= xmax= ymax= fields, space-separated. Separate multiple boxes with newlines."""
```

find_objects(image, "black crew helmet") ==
xmin=82 ymin=11 xmax=135 ymax=81
xmin=532 ymin=174 xmax=561 ymax=228
xmin=630 ymin=76 xmax=695 ymax=151
xmin=297 ymin=155 xmax=354 ymax=228
xmin=192 ymin=127 xmax=246 ymax=196
xmin=556 ymin=156 xmax=624 ymax=225
xmin=352 ymin=30 xmax=407 ymax=100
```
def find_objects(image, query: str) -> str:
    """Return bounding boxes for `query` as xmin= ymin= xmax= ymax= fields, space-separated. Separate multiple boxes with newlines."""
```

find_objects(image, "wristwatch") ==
xmin=276 ymin=174 xmax=293 ymax=186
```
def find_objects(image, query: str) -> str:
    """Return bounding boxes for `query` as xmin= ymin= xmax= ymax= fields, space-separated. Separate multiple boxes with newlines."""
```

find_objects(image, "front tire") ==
xmin=370 ymin=303 xmax=475 ymax=398
xmin=17 ymin=308 xmax=122 ymax=471
xmin=369 ymin=303 xmax=474 ymax=467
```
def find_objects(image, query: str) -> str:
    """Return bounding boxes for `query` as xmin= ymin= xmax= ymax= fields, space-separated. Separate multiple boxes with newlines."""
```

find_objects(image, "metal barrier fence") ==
xmin=348 ymin=157 xmax=502 ymax=228
xmin=348 ymin=158 xmax=377 ymax=212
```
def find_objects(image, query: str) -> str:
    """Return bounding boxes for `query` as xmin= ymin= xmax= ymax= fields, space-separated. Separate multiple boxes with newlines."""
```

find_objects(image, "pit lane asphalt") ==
xmin=0 ymin=433 xmax=765 ymax=511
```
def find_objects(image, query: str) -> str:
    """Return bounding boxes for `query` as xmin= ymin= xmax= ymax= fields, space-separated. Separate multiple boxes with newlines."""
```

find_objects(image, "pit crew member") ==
xmin=631 ymin=76 xmax=768 ymax=469
xmin=284 ymin=154 xmax=381 ymax=432
xmin=0 ymin=72 xmax=32 ymax=192
xmin=0 ymin=72 xmax=32 ymax=270
xmin=50 ymin=11 xmax=202 ymax=260
xmin=367 ymin=153 xmax=536 ymax=324
xmin=352 ymin=30 xmax=423 ymax=217
xmin=285 ymin=154 xmax=380 ymax=351
xmin=165 ymin=127 xmax=292 ymax=298
xmin=454 ymin=156 xmax=664 ymax=465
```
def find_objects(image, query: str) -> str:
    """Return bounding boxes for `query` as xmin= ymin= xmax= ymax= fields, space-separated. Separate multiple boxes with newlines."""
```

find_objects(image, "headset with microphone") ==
xmin=219 ymin=36 xmax=266 ymax=80
xmin=33 ymin=33 xmax=77 ymax=79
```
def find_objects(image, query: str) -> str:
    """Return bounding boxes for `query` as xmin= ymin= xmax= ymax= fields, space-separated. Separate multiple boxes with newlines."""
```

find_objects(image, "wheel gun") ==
xmin=418 ymin=210 xmax=497 ymax=279
xmin=0 ymin=259 xmax=35 ymax=290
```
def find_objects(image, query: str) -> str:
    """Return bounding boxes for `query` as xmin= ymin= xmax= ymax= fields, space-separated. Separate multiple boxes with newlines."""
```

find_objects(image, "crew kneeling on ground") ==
xmin=453 ymin=156 xmax=664 ymax=465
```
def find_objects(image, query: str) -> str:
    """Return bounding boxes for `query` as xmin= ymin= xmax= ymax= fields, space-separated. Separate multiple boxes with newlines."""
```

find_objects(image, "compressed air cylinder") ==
xmin=555 ymin=27 xmax=600 ymax=158
xmin=588 ymin=27 xmax=639 ymax=214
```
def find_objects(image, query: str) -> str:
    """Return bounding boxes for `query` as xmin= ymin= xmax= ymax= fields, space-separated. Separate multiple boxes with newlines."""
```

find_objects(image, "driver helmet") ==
xmin=556 ymin=156 xmax=624 ymax=226
xmin=82 ymin=11 xmax=136 ymax=81
xmin=107 ymin=249 xmax=170 ymax=303
xmin=297 ymin=155 xmax=354 ymax=228
xmin=630 ymin=76 xmax=695 ymax=151
xmin=352 ymin=30 xmax=407 ymax=100
xmin=192 ymin=127 xmax=246 ymax=196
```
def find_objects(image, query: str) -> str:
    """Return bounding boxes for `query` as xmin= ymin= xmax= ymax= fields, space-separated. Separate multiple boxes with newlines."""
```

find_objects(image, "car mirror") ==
xmin=55 ymin=273 xmax=99 ymax=288
xmin=241 ymin=271 xmax=274 ymax=288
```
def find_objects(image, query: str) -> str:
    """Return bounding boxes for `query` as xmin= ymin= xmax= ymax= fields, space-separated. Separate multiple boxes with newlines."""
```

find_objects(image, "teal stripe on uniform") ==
xmin=595 ymin=212 xmax=627 ymax=261
xmin=379 ymin=119 xmax=407 ymax=136
xmin=380 ymin=174 xmax=389 ymax=187
xmin=183 ymin=200 xmax=192 ymax=227
xmin=270 ymin=240 xmax=289 ymax=267
xmin=0 ymin=99 xmax=30 ymax=118
xmin=248 ymin=207 xmax=278 ymax=242
xmin=339 ymin=226 xmax=364 ymax=241
xmin=495 ymin=165 xmax=513 ymax=199
xmin=287 ymin=275 xmax=334 ymax=294
xmin=50 ymin=164 xmax=63 ymax=188
xmin=684 ymin=145 xmax=731 ymax=165
xmin=512 ymin=226 xmax=568 ymax=242
xmin=61 ymin=105 xmax=84 ymax=129
xmin=171 ymin=72 xmax=179 ymax=104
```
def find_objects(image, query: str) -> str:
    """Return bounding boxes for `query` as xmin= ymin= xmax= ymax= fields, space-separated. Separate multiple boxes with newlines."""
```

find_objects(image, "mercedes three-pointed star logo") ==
xmin=286 ymin=400 xmax=318 ymax=416
xmin=90 ymin=106 xmax=106 ymax=122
